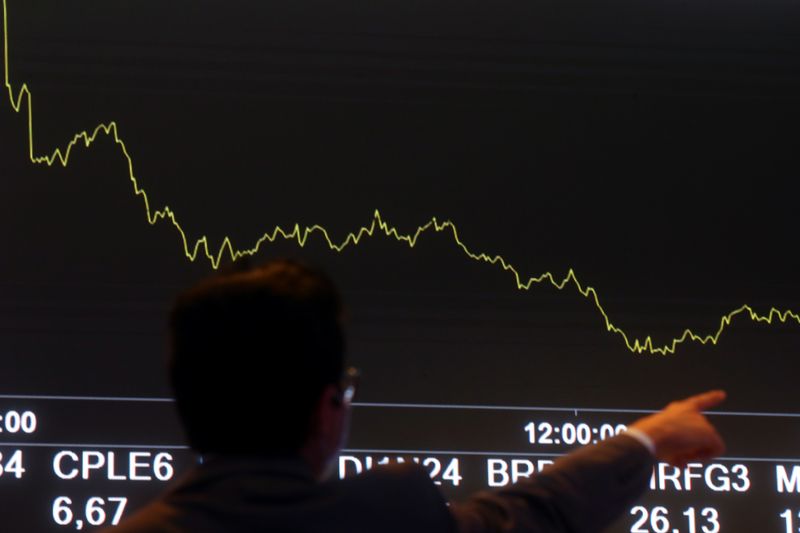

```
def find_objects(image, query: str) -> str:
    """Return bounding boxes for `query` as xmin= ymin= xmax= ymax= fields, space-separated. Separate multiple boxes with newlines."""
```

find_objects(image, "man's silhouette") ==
xmin=107 ymin=259 xmax=725 ymax=533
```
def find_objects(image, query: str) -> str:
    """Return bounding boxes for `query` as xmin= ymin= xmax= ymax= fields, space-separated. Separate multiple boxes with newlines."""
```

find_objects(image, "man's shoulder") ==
xmin=105 ymin=460 xmax=455 ymax=533
xmin=335 ymin=461 xmax=439 ymax=500
xmin=334 ymin=462 xmax=454 ymax=519
xmin=99 ymin=500 xmax=180 ymax=533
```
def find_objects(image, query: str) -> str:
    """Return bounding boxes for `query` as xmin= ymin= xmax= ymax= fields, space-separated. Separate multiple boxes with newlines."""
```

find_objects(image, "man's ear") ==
xmin=316 ymin=384 xmax=344 ymax=432
xmin=301 ymin=384 xmax=346 ymax=478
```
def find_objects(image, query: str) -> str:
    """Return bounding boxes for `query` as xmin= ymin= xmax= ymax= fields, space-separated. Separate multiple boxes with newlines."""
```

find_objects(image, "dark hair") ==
xmin=168 ymin=259 xmax=345 ymax=455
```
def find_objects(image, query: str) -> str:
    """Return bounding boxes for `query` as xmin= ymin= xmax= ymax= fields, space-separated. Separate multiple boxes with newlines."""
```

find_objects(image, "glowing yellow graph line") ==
xmin=3 ymin=0 xmax=799 ymax=355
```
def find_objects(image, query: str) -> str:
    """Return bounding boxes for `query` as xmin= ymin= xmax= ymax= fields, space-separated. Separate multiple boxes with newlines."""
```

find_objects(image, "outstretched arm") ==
xmin=450 ymin=390 xmax=726 ymax=533
xmin=628 ymin=390 xmax=726 ymax=468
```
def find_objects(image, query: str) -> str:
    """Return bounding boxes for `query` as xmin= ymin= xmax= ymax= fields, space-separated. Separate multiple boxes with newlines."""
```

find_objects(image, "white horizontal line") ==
xmin=0 ymin=442 xmax=188 ymax=449
xmin=2 ymin=395 xmax=798 ymax=419
xmin=352 ymin=402 xmax=800 ymax=418
xmin=352 ymin=402 xmax=657 ymax=414
xmin=0 ymin=394 xmax=174 ymax=402
xmin=342 ymin=448 xmax=800 ymax=463
xmin=342 ymin=448 xmax=561 ymax=458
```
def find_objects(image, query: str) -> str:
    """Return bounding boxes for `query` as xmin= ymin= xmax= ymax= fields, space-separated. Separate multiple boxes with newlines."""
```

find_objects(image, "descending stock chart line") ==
xmin=2 ymin=0 xmax=799 ymax=355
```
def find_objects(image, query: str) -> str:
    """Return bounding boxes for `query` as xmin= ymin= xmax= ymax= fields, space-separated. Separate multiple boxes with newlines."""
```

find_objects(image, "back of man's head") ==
xmin=169 ymin=259 xmax=345 ymax=456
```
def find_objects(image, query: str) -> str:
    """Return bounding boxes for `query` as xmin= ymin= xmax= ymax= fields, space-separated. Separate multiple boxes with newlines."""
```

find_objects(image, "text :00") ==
xmin=0 ymin=411 xmax=36 ymax=434
xmin=524 ymin=422 xmax=626 ymax=445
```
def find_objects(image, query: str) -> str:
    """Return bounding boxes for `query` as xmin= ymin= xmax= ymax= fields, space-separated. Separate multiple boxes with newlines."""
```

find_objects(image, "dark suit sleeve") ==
xmin=340 ymin=462 xmax=457 ymax=533
xmin=450 ymin=435 xmax=654 ymax=533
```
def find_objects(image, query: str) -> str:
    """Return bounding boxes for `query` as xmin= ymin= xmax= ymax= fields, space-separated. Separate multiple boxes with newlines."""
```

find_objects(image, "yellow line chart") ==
xmin=2 ymin=0 xmax=799 ymax=355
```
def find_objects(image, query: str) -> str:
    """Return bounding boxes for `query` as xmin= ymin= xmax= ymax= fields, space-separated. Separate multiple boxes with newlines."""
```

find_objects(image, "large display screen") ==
xmin=2 ymin=0 xmax=799 ymax=531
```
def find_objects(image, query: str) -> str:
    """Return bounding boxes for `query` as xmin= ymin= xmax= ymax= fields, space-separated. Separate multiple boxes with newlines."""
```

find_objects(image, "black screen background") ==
xmin=1 ymin=0 xmax=799 ymax=530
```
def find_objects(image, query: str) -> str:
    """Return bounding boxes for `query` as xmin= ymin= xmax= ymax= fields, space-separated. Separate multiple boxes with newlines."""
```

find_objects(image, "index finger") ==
xmin=683 ymin=390 xmax=727 ymax=411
